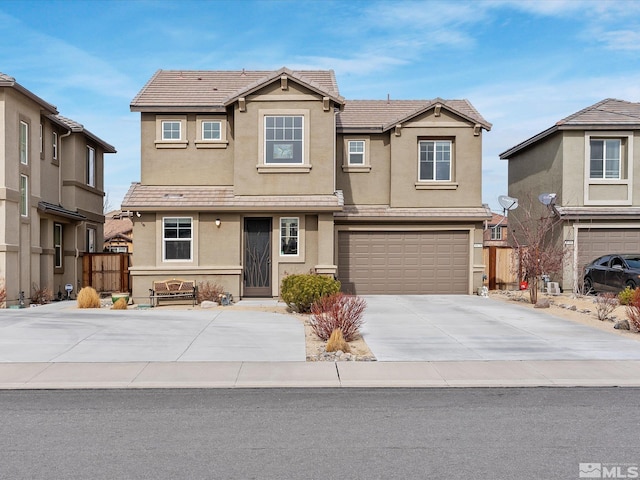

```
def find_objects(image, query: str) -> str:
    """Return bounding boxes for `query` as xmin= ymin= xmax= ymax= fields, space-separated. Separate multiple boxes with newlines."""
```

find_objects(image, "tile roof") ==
xmin=0 ymin=71 xmax=58 ymax=114
xmin=500 ymin=98 xmax=640 ymax=159
xmin=337 ymin=98 xmax=491 ymax=131
xmin=47 ymin=115 xmax=117 ymax=153
xmin=104 ymin=210 xmax=133 ymax=239
xmin=555 ymin=206 xmax=640 ymax=220
xmin=130 ymin=68 xmax=342 ymax=111
xmin=334 ymin=204 xmax=491 ymax=221
xmin=121 ymin=184 xmax=344 ymax=212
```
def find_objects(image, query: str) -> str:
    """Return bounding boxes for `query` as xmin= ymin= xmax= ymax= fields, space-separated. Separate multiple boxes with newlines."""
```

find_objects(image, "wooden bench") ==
xmin=149 ymin=279 xmax=198 ymax=307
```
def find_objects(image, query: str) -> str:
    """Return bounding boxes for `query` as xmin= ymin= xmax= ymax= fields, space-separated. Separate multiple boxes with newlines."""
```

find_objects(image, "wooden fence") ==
xmin=82 ymin=253 xmax=131 ymax=293
xmin=483 ymin=246 xmax=518 ymax=290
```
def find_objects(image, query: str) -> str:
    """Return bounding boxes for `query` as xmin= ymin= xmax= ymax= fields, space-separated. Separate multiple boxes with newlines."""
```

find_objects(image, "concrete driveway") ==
xmin=0 ymin=301 xmax=305 ymax=362
xmin=361 ymin=295 xmax=640 ymax=361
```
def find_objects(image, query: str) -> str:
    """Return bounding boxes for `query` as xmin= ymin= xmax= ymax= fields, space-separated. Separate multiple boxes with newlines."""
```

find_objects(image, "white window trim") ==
xmin=257 ymin=109 xmax=310 ymax=173
xmin=54 ymin=223 xmax=63 ymax=269
xmin=155 ymin=116 xmax=188 ymax=148
xmin=87 ymin=227 xmax=96 ymax=253
xmin=39 ymin=123 xmax=43 ymax=156
xmin=162 ymin=216 xmax=194 ymax=262
xmin=342 ymin=137 xmax=371 ymax=172
xmin=417 ymin=139 xmax=453 ymax=183
xmin=20 ymin=121 xmax=29 ymax=165
xmin=584 ymin=131 xmax=633 ymax=206
xmin=87 ymin=146 xmax=96 ymax=187
xmin=280 ymin=217 xmax=299 ymax=257
xmin=20 ymin=174 xmax=28 ymax=217
xmin=490 ymin=226 xmax=502 ymax=240
xmin=52 ymin=131 xmax=58 ymax=161
xmin=195 ymin=117 xmax=228 ymax=148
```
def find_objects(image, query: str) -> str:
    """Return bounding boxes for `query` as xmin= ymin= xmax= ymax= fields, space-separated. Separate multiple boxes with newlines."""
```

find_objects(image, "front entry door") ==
xmin=244 ymin=218 xmax=272 ymax=297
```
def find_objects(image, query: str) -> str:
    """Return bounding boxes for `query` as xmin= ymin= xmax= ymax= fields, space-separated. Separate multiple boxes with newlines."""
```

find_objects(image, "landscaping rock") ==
xmin=614 ymin=319 xmax=630 ymax=330
xmin=200 ymin=300 xmax=217 ymax=309
xmin=534 ymin=299 xmax=550 ymax=309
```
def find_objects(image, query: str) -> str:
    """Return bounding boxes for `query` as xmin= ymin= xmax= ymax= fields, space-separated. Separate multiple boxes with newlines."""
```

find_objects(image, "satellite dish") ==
xmin=498 ymin=195 xmax=519 ymax=211
xmin=538 ymin=193 xmax=557 ymax=206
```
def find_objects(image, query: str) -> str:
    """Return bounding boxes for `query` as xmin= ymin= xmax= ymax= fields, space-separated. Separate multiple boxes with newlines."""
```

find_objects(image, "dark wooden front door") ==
xmin=244 ymin=218 xmax=272 ymax=297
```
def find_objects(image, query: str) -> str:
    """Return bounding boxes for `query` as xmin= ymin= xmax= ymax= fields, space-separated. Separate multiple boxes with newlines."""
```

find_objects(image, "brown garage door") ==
xmin=578 ymin=228 xmax=640 ymax=270
xmin=337 ymin=231 xmax=469 ymax=294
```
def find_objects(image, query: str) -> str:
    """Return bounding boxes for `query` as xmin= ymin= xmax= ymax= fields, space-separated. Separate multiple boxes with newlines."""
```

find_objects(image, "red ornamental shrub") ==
xmin=310 ymin=293 xmax=367 ymax=341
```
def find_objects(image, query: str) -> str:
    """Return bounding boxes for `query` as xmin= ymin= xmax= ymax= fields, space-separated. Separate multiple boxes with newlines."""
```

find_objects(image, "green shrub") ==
xmin=280 ymin=274 xmax=340 ymax=313
xmin=618 ymin=286 xmax=636 ymax=306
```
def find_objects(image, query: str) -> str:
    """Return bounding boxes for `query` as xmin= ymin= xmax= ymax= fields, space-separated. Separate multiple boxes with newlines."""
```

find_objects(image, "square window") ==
xmin=162 ymin=121 xmax=181 ymax=140
xmin=265 ymin=116 xmax=303 ymax=164
xmin=163 ymin=217 xmax=192 ymax=261
xmin=202 ymin=121 xmax=221 ymax=140
xmin=419 ymin=140 xmax=451 ymax=181
xmin=280 ymin=217 xmax=299 ymax=256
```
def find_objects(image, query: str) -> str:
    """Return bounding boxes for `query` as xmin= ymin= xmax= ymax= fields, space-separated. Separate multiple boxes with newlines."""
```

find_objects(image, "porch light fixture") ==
xmin=215 ymin=218 xmax=221 ymax=228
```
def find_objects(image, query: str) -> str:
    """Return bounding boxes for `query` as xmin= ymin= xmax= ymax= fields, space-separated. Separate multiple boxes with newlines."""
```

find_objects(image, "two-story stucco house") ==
xmin=0 ymin=73 xmax=115 ymax=306
xmin=500 ymin=98 xmax=640 ymax=292
xmin=122 ymin=67 xmax=491 ymax=300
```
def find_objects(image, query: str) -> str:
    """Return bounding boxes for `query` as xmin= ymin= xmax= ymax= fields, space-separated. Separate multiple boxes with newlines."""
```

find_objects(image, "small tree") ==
xmin=509 ymin=195 xmax=568 ymax=304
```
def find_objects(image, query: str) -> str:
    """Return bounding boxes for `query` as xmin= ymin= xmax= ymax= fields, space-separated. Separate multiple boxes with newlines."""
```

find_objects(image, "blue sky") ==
xmin=2 ymin=0 xmax=640 ymax=212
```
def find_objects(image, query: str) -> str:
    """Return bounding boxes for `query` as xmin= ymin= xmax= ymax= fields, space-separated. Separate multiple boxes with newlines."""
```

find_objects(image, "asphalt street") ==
xmin=0 ymin=388 xmax=637 ymax=480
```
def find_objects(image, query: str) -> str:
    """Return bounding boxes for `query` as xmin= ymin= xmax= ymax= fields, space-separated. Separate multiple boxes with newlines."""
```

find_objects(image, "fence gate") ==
xmin=82 ymin=253 xmax=131 ymax=293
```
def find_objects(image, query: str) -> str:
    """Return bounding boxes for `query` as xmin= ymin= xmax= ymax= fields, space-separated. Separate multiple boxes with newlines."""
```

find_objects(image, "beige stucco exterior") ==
xmin=0 ymin=74 xmax=114 ymax=306
xmin=502 ymin=99 xmax=640 ymax=292
xmin=125 ymin=69 xmax=491 ymax=301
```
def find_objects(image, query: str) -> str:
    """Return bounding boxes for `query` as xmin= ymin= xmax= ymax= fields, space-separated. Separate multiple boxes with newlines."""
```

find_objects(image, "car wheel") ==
xmin=626 ymin=280 xmax=637 ymax=290
xmin=584 ymin=277 xmax=594 ymax=294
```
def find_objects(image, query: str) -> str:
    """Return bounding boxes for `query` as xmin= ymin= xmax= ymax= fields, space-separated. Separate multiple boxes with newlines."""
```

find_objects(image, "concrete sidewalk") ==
xmin=1 ymin=360 xmax=640 ymax=389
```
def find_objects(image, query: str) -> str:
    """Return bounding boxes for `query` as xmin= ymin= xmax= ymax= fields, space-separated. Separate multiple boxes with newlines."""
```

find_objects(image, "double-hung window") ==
xmin=20 ymin=174 xmax=28 ymax=217
xmin=419 ymin=140 xmax=451 ymax=181
xmin=162 ymin=121 xmax=181 ymax=140
xmin=348 ymin=140 xmax=365 ymax=165
xmin=163 ymin=217 xmax=192 ymax=261
xmin=590 ymin=138 xmax=621 ymax=179
xmin=265 ymin=116 xmax=303 ymax=164
xmin=87 ymin=146 xmax=95 ymax=187
xmin=490 ymin=227 xmax=502 ymax=241
xmin=280 ymin=218 xmax=299 ymax=256
xmin=54 ymin=223 xmax=63 ymax=269
xmin=87 ymin=227 xmax=96 ymax=253
xmin=20 ymin=121 xmax=29 ymax=165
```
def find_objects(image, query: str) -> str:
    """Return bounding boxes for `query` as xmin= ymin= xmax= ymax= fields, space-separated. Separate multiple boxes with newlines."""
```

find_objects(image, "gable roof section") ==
xmin=130 ymin=67 xmax=343 ymax=112
xmin=337 ymin=98 xmax=491 ymax=132
xmin=500 ymin=98 xmax=640 ymax=159
xmin=49 ymin=115 xmax=117 ymax=153
xmin=0 ymin=72 xmax=58 ymax=114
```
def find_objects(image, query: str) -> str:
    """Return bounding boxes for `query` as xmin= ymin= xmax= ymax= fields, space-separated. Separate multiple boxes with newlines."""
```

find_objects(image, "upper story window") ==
xmin=39 ymin=123 xmax=43 ymax=156
xmin=163 ymin=217 xmax=192 ymax=261
xmin=419 ymin=140 xmax=451 ymax=181
xmin=202 ymin=121 xmax=221 ymax=140
xmin=490 ymin=226 xmax=502 ymax=241
xmin=52 ymin=132 xmax=58 ymax=161
xmin=162 ymin=121 xmax=181 ymax=140
xmin=348 ymin=140 xmax=365 ymax=165
xmin=590 ymin=138 xmax=621 ymax=179
xmin=87 ymin=146 xmax=96 ymax=187
xmin=20 ymin=121 xmax=29 ymax=165
xmin=20 ymin=174 xmax=28 ymax=217
xmin=280 ymin=217 xmax=299 ymax=256
xmin=265 ymin=115 xmax=303 ymax=164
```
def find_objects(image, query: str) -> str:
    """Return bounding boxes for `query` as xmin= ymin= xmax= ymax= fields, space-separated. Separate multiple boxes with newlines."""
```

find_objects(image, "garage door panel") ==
xmin=338 ymin=230 xmax=469 ymax=295
xmin=578 ymin=228 xmax=640 ymax=271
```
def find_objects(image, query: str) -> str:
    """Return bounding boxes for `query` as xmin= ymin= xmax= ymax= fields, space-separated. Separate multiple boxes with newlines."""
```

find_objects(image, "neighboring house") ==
xmin=104 ymin=210 xmax=133 ymax=253
xmin=122 ymin=67 xmax=491 ymax=300
xmin=483 ymin=212 xmax=509 ymax=247
xmin=0 ymin=73 xmax=115 ymax=305
xmin=500 ymin=98 xmax=640 ymax=291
